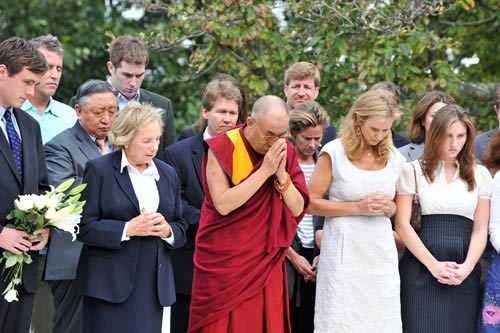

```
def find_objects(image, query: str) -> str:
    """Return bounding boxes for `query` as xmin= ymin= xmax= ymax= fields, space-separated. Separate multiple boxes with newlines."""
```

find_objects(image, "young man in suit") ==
xmin=0 ymin=36 xmax=49 ymax=333
xmin=164 ymin=74 xmax=245 ymax=333
xmin=43 ymin=79 xmax=118 ymax=333
xmin=106 ymin=35 xmax=175 ymax=160
xmin=68 ymin=35 xmax=176 ymax=160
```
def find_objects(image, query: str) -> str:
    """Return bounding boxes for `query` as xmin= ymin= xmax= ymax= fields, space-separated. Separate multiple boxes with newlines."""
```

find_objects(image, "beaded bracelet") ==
xmin=274 ymin=173 xmax=291 ymax=194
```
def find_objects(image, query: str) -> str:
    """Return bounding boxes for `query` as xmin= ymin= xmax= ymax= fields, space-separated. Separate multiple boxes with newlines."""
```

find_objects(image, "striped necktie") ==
xmin=4 ymin=109 xmax=23 ymax=180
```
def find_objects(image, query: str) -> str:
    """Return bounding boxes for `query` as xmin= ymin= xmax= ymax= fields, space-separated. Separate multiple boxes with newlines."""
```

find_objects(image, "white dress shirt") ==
xmin=119 ymin=150 xmax=174 ymax=245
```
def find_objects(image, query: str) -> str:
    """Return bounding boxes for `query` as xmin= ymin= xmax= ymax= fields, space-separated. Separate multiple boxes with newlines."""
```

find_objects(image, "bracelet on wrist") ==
xmin=274 ymin=174 xmax=291 ymax=194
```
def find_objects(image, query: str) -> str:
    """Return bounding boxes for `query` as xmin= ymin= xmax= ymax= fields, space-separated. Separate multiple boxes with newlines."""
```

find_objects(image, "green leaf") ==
xmin=23 ymin=253 xmax=33 ymax=264
xmin=5 ymin=255 xmax=18 ymax=269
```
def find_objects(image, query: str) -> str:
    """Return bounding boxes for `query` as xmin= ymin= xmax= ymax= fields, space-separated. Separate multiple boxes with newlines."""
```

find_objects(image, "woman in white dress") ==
xmin=395 ymin=105 xmax=491 ymax=333
xmin=308 ymin=89 xmax=405 ymax=332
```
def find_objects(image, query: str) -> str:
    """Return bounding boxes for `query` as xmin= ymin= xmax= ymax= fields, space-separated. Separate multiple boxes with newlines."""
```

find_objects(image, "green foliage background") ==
xmin=0 ymin=0 xmax=499 ymax=136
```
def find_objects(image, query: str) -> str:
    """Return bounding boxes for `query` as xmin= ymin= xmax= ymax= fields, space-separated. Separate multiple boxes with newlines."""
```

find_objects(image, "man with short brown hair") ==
xmin=106 ymin=35 xmax=176 ymax=159
xmin=0 ymin=36 xmax=49 ymax=333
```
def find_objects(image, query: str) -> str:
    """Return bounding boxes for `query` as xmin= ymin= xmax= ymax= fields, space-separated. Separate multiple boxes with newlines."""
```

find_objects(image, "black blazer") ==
xmin=75 ymin=151 xmax=187 ymax=305
xmin=139 ymin=89 xmax=176 ymax=160
xmin=0 ymin=108 xmax=50 ymax=293
xmin=163 ymin=131 xmax=204 ymax=295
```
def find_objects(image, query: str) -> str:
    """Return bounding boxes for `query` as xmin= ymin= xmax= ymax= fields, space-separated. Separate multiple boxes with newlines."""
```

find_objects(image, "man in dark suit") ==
xmin=164 ymin=75 xmax=245 ymax=333
xmin=43 ymin=80 xmax=117 ymax=333
xmin=106 ymin=35 xmax=175 ymax=160
xmin=475 ymin=85 xmax=500 ymax=163
xmin=69 ymin=35 xmax=175 ymax=160
xmin=0 ymin=37 xmax=49 ymax=333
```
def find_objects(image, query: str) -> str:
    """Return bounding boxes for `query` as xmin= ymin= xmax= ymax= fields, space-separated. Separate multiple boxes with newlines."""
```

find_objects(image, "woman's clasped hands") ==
xmin=358 ymin=191 xmax=394 ymax=216
xmin=126 ymin=211 xmax=172 ymax=238
xmin=430 ymin=261 xmax=472 ymax=286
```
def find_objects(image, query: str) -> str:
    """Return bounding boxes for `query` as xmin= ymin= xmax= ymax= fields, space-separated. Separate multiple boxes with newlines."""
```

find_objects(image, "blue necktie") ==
xmin=4 ymin=109 xmax=23 ymax=180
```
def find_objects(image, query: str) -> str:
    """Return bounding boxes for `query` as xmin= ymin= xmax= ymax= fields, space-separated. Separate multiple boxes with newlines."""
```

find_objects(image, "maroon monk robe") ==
xmin=189 ymin=125 xmax=309 ymax=332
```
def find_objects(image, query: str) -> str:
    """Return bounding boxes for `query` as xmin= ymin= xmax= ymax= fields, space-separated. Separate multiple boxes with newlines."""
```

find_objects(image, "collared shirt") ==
xmin=22 ymin=97 xmax=77 ymax=143
xmin=119 ymin=150 xmax=174 ymax=245
xmin=107 ymin=78 xmax=141 ymax=110
xmin=203 ymin=127 xmax=212 ymax=141
xmin=0 ymin=106 xmax=21 ymax=142
xmin=397 ymin=159 xmax=492 ymax=220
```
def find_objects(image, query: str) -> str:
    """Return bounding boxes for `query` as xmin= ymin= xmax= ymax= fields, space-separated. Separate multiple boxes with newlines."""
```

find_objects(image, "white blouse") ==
xmin=489 ymin=172 xmax=500 ymax=252
xmin=120 ymin=150 xmax=174 ymax=244
xmin=397 ymin=160 xmax=492 ymax=220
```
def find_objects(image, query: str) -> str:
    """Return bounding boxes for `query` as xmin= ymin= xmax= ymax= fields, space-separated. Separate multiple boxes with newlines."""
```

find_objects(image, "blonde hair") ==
xmin=284 ymin=62 xmax=320 ymax=87
xmin=109 ymin=103 xmax=164 ymax=150
xmin=339 ymin=89 xmax=400 ymax=161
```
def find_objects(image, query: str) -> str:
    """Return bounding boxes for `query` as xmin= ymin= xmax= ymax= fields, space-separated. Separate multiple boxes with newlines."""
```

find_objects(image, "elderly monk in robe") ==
xmin=189 ymin=95 xmax=309 ymax=333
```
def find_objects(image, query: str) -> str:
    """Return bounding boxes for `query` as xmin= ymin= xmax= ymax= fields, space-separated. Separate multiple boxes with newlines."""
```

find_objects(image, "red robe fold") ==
xmin=189 ymin=125 xmax=309 ymax=332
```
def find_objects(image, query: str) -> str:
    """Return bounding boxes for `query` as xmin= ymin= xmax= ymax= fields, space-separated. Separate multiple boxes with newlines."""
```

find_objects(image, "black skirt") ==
xmin=399 ymin=214 xmax=481 ymax=333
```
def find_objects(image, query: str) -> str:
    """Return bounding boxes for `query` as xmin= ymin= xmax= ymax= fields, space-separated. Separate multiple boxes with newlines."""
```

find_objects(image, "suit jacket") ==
xmin=43 ymin=121 xmax=102 ymax=280
xmin=475 ymin=127 xmax=498 ymax=163
xmin=139 ymin=89 xmax=176 ymax=160
xmin=0 ymin=108 xmax=50 ymax=293
xmin=164 ymin=131 xmax=204 ymax=295
xmin=320 ymin=124 xmax=337 ymax=147
xmin=68 ymin=87 xmax=176 ymax=160
xmin=398 ymin=142 xmax=425 ymax=162
xmin=392 ymin=129 xmax=410 ymax=148
xmin=75 ymin=151 xmax=187 ymax=305
xmin=177 ymin=124 xmax=200 ymax=142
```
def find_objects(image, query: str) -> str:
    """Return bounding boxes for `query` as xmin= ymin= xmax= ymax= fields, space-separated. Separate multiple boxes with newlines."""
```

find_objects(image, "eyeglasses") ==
xmin=253 ymin=120 xmax=289 ymax=143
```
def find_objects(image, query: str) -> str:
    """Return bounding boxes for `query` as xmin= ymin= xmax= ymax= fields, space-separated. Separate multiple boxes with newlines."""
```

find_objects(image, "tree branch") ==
xmin=440 ymin=14 xmax=498 ymax=27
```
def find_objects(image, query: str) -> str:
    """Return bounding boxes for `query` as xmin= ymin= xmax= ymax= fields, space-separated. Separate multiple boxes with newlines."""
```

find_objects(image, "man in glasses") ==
xmin=189 ymin=95 xmax=309 ymax=333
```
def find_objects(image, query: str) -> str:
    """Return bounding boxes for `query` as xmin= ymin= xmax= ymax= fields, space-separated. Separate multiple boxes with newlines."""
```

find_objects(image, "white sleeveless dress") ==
xmin=314 ymin=139 xmax=404 ymax=333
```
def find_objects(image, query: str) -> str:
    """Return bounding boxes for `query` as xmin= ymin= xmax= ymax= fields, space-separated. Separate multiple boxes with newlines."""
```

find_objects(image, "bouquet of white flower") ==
xmin=0 ymin=178 xmax=86 ymax=302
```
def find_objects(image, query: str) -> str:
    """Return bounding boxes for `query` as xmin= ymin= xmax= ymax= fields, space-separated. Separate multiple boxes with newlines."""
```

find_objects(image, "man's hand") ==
xmin=30 ymin=228 xmax=50 ymax=251
xmin=0 ymin=227 xmax=32 ymax=255
xmin=261 ymin=139 xmax=287 ymax=178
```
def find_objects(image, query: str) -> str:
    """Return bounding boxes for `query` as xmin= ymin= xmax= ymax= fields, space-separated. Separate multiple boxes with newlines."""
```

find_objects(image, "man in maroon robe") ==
xmin=189 ymin=95 xmax=309 ymax=332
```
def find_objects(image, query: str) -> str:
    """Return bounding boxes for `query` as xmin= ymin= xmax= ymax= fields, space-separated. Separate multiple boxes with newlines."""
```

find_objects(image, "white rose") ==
xmin=33 ymin=195 xmax=49 ymax=210
xmin=15 ymin=194 xmax=37 ymax=211
xmin=4 ymin=289 xmax=18 ymax=303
